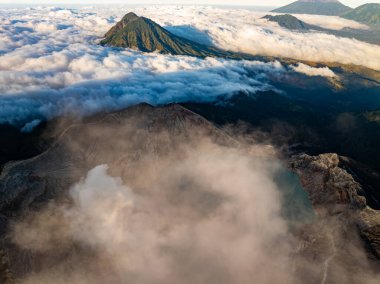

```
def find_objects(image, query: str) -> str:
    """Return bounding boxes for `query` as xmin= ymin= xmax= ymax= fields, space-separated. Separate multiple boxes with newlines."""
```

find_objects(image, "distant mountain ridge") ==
xmin=100 ymin=12 xmax=228 ymax=58
xmin=272 ymin=0 xmax=352 ymax=16
xmin=263 ymin=13 xmax=380 ymax=45
xmin=342 ymin=3 xmax=380 ymax=27
xmin=263 ymin=14 xmax=321 ymax=30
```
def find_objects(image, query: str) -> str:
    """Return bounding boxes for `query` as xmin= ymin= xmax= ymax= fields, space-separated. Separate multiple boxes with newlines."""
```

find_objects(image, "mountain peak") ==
xmin=263 ymin=14 xmax=314 ymax=30
xmin=272 ymin=0 xmax=352 ymax=15
xmin=101 ymin=12 xmax=228 ymax=58
xmin=298 ymin=0 xmax=340 ymax=2
xmin=104 ymin=12 xmax=142 ymax=38
xmin=122 ymin=12 xmax=139 ymax=21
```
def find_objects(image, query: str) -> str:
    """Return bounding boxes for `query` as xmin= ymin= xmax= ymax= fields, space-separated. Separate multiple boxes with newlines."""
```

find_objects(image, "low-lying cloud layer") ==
xmin=291 ymin=13 xmax=369 ymax=30
xmin=0 ymin=53 xmax=281 ymax=126
xmin=134 ymin=6 xmax=380 ymax=69
xmin=0 ymin=6 xmax=283 ymax=126
xmin=0 ymin=5 xmax=379 ymax=127
xmin=291 ymin=63 xmax=336 ymax=77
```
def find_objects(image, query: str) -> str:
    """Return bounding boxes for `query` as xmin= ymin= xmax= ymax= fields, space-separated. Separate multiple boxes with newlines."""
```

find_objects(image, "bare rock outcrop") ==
xmin=290 ymin=153 xmax=366 ymax=212
xmin=290 ymin=153 xmax=380 ymax=260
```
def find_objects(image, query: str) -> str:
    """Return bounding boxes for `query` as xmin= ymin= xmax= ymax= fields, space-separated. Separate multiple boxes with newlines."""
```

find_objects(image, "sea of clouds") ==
xmin=135 ymin=6 xmax=380 ymax=68
xmin=0 ymin=5 xmax=379 ymax=127
xmin=2 ymin=6 xmax=380 ymax=282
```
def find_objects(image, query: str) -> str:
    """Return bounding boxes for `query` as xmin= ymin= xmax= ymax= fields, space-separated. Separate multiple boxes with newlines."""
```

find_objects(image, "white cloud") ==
xmin=68 ymin=165 xmax=135 ymax=248
xmin=291 ymin=63 xmax=336 ymax=77
xmin=291 ymin=13 xmax=369 ymax=30
xmin=0 ymin=6 xmax=286 ymax=125
xmin=0 ymin=5 xmax=379 ymax=127
xmin=0 ymin=52 xmax=281 ymax=125
xmin=133 ymin=6 xmax=380 ymax=70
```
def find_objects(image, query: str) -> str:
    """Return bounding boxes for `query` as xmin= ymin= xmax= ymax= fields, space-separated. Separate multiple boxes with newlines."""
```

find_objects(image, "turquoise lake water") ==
xmin=272 ymin=161 xmax=315 ymax=226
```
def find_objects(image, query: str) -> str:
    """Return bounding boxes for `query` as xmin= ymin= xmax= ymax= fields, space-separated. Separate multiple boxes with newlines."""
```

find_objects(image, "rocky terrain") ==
xmin=290 ymin=153 xmax=380 ymax=282
xmin=292 ymin=153 xmax=380 ymax=256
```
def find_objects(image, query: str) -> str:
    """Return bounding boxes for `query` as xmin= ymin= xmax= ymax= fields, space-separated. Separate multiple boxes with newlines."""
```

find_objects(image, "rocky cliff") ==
xmin=290 ymin=153 xmax=380 ymax=260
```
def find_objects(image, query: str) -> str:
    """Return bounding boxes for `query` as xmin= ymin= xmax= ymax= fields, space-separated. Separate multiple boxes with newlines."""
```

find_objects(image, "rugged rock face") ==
xmin=359 ymin=208 xmax=380 ymax=259
xmin=290 ymin=153 xmax=366 ymax=211
xmin=290 ymin=153 xmax=380 ymax=260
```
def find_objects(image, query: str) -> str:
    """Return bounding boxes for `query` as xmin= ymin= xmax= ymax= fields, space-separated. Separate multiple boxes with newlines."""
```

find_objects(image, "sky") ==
xmin=0 ymin=0 xmax=379 ymax=8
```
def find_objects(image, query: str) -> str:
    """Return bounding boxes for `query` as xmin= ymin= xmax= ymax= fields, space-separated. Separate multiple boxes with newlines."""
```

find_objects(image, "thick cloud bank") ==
xmin=134 ymin=6 xmax=380 ymax=70
xmin=0 ymin=6 xmax=285 ymax=126
xmin=0 ymin=6 xmax=379 ymax=126
xmin=291 ymin=14 xmax=369 ymax=30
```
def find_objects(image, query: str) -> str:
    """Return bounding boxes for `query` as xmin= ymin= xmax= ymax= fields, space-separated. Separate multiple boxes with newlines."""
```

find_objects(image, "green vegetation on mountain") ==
xmin=342 ymin=3 xmax=380 ymax=27
xmin=101 ymin=12 xmax=228 ymax=57
xmin=272 ymin=0 xmax=352 ymax=16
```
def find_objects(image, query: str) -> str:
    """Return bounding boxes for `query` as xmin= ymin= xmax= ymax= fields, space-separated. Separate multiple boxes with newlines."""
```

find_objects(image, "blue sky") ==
xmin=0 ymin=0 xmax=379 ymax=8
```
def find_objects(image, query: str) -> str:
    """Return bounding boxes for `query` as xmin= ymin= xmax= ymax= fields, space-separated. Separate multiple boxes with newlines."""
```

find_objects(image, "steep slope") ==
xmin=100 ymin=12 xmax=227 ymax=57
xmin=342 ymin=3 xmax=380 ymax=27
xmin=272 ymin=0 xmax=352 ymax=16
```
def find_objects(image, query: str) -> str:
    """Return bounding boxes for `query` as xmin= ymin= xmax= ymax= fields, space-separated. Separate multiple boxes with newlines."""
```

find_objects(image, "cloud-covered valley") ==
xmin=0 ymin=5 xmax=379 ymax=127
